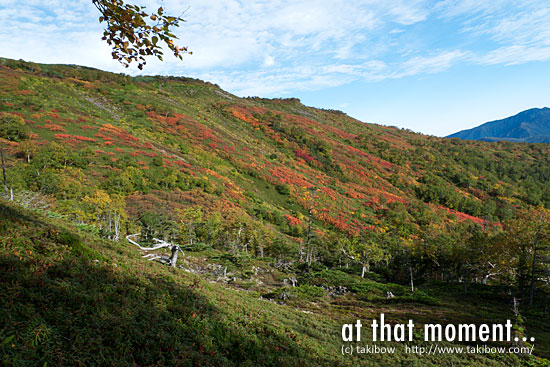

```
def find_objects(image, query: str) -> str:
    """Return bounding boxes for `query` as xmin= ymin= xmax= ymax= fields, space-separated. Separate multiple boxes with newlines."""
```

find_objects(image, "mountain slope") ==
xmin=1 ymin=58 xmax=550 ymax=365
xmin=0 ymin=200 xmax=364 ymax=366
xmin=3 ymin=199 xmax=538 ymax=366
xmin=448 ymin=107 xmax=550 ymax=143
xmin=1 ymin=57 xmax=550 ymax=262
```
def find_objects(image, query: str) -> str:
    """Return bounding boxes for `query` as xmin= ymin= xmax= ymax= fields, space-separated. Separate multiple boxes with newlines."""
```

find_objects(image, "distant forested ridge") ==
xmin=448 ymin=107 xmax=550 ymax=143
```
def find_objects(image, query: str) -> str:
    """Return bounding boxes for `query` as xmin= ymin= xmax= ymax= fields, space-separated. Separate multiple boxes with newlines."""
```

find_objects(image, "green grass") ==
xmin=1 ymin=201 xmax=548 ymax=366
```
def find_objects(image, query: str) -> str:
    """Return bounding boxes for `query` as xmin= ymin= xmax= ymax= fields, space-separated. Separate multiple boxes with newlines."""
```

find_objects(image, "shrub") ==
xmin=0 ymin=113 xmax=29 ymax=141
xmin=293 ymin=285 xmax=325 ymax=300
xmin=180 ymin=242 xmax=211 ymax=252
xmin=300 ymin=269 xmax=358 ymax=288
xmin=264 ymin=285 xmax=325 ymax=302
xmin=275 ymin=183 xmax=290 ymax=195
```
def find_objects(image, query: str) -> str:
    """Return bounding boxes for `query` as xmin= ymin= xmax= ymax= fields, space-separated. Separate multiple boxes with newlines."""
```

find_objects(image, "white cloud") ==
xmin=477 ymin=45 xmax=550 ymax=65
xmin=386 ymin=0 xmax=429 ymax=25
xmin=393 ymin=50 xmax=468 ymax=78
xmin=1 ymin=0 xmax=550 ymax=98
xmin=263 ymin=55 xmax=275 ymax=67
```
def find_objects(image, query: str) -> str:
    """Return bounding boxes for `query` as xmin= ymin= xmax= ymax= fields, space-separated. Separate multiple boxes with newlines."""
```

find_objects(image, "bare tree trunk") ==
xmin=307 ymin=247 xmax=314 ymax=267
xmin=188 ymin=222 xmax=194 ymax=245
xmin=409 ymin=265 xmax=414 ymax=293
xmin=529 ymin=230 xmax=540 ymax=306
xmin=361 ymin=258 xmax=368 ymax=278
xmin=113 ymin=213 xmax=120 ymax=242
xmin=170 ymin=245 xmax=179 ymax=267
xmin=127 ymin=234 xmax=184 ymax=268
xmin=237 ymin=227 xmax=242 ymax=251
xmin=361 ymin=257 xmax=370 ymax=278
xmin=108 ymin=212 xmax=112 ymax=239
xmin=1 ymin=149 xmax=8 ymax=199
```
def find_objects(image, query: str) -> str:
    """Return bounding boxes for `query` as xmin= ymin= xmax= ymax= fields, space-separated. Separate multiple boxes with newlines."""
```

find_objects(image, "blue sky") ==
xmin=1 ymin=0 xmax=550 ymax=136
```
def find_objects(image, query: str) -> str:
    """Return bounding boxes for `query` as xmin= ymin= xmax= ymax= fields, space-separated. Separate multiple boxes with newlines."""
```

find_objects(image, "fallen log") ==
xmin=126 ymin=233 xmax=184 ymax=268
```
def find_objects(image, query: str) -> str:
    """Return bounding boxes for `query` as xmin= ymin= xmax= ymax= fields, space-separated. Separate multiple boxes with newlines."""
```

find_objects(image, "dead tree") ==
xmin=1 ymin=148 xmax=9 ymax=199
xmin=126 ymin=233 xmax=184 ymax=268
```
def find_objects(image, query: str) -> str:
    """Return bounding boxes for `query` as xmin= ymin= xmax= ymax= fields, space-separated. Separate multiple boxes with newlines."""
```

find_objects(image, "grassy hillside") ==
xmin=0 ymin=58 xmax=549 ymax=365
xmin=0 ymin=200 xmax=543 ymax=366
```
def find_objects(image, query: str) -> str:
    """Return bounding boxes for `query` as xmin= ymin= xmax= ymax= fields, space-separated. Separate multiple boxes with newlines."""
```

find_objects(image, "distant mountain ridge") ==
xmin=448 ymin=107 xmax=550 ymax=143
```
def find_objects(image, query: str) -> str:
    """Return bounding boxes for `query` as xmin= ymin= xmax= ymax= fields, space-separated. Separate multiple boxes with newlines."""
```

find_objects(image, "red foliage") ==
xmin=97 ymin=123 xmax=140 ymax=147
xmin=130 ymin=150 xmax=157 ymax=158
xmin=145 ymin=111 xmax=159 ymax=119
xmin=319 ymin=186 xmax=337 ymax=201
xmin=438 ymin=206 xmax=485 ymax=225
xmin=175 ymin=160 xmax=192 ymax=168
xmin=53 ymin=134 xmax=71 ymax=140
xmin=294 ymin=149 xmax=314 ymax=163
xmin=201 ymin=128 xmax=221 ymax=142
xmin=75 ymin=135 xmax=96 ymax=142
xmin=166 ymin=116 xmax=179 ymax=126
xmin=316 ymin=211 xmax=351 ymax=232
xmin=48 ymin=112 xmax=60 ymax=120
xmin=269 ymin=166 xmax=313 ymax=189
xmin=44 ymin=124 xmax=66 ymax=132
xmin=347 ymin=190 xmax=366 ymax=199
xmin=283 ymin=214 xmax=303 ymax=227
xmin=53 ymin=134 xmax=97 ymax=144
xmin=381 ymin=192 xmax=408 ymax=205
xmin=230 ymin=107 xmax=260 ymax=125
xmin=224 ymin=187 xmax=246 ymax=202
xmin=345 ymin=145 xmax=394 ymax=170
xmin=17 ymin=89 xmax=36 ymax=95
